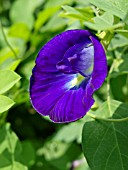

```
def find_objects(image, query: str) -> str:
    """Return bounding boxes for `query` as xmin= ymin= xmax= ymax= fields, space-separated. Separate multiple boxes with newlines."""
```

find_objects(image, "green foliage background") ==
xmin=0 ymin=0 xmax=128 ymax=170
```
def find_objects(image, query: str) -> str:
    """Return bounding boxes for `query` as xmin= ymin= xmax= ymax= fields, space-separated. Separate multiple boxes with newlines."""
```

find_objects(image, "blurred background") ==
xmin=0 ymin=0 xmax=128 ymax=170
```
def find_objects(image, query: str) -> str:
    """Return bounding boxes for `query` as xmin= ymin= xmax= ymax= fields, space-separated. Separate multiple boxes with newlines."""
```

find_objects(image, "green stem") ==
xmin=107 ymin=59 xmax=116 ymax=99
xmin=0 ymin=20 xmax=18 ymax=59
xmin=87 ymin=113 xmax=128 ymax=122
xmin=125 ymin=75 xmax=128 ymax=103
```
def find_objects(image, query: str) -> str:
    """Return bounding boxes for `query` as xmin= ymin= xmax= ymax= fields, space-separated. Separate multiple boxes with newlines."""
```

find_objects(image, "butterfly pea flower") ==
xmin=30 ymin=30 xmax=107 ymax=123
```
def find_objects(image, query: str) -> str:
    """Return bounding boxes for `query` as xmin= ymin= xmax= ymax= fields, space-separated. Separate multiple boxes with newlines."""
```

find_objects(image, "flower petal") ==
xmin=85 ymin=35 xmax=107 ymax=97
xmin=30 ymin=66 xmax=76 ymax=116
xmin=50 ymin=87 xmax=92 ymax=123
xmin=57 ymin=42 xmax=94 ymax=76
xmin=30 ymin=30 xmax=107 ymax=123
xmin=35 ymin=30 xmax=91 ymax=73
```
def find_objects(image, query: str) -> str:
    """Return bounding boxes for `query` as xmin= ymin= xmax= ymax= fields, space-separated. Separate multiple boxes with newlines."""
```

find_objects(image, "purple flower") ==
xmin=30 ymin=30 xmax=107 ymax=123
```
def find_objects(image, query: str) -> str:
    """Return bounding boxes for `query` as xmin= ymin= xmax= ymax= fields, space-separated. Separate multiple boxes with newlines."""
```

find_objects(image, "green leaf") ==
xmin=114 ymin=30 xmax=128 ymax=38
xmin=60 ymin=5 xmax=94 ymax=21
xmin=0 ymin=27 xmax=22 ymax=55
xmin=123 ymin=13 xmax=128 ymax=25
xmin=0 ymin=95 xmax=14 ymax=114
xmin=53 ymin=121 xmax=84 ymax=143
xmin=34 ymin=7 xmax=59 ymax=31
xmin=21 ymin=141 xmax=35 ymax=167
xmin=39 ymin=141 xmax=81 ymax=170
xmin=8 ymin=59 xmax=21 ymax=71
xmin=74 ymin=159 xmax=90 ymax=170
xmin=0 ymin=28 xmax=26 ymax=58
xmin=110 ymin=75 xmax=128 ymax=102
xmin=36 ymin=0 xmax=75 ymax=32
xmin=0 ymin=123 xmax=27 ymax=170
xmin=0 ymin=58 xmax=21 ymax=71
xmin=19 ymin=60 xmax=34 ymax=80
xmin=41 ymin=13 xmax=66 ymax=32
xmin=89 ymin=0 xmax=128 ymax=20
xmin=111 ymin=56 xmax=128 ymax=77
xmin=84 ymin=12 xmax=117 ymax=31
xmin=0 ymin=48 xmax=16 ymax=65
xmin=109 ymin=34 xmax=128 ymax=50
xmin=45 ymin=0 xmax=73 ymax=8
xmin=8 ymin=23 xmax=30 ymax=41
xmin=0 ymin=70 xmax=21 ymax=94
xmin=10 ymin=0 xmax=44 ymax=29
xmin=82 ymin=100 xmax=128 ymax=170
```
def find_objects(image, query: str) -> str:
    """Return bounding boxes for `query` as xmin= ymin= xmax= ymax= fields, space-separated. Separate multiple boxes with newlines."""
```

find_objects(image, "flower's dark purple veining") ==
xmin=30 ymin=30 xmax=107 ymax=123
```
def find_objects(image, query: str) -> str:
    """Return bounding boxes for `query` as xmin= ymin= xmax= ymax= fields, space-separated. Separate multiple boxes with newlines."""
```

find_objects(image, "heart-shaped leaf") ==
xmin=82 ymin=100 xmax=128 ymax=170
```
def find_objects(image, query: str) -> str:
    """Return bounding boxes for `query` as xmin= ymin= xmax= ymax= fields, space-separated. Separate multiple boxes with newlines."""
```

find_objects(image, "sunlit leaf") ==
xmin=8 ymin=59 xmax=21 ymax=71
xmin=45 ymin=0 xmax=74 ymax=8
xmin=0 ymin=95 xmax=14 ymax=114
xmin=41 ymin=13 xmax=66 ymax=32
xmin=10 ymin=0 xmax=44 ymax=29
xmin=0 ymin=48 xmax=16 ymax=64
xmin=60 ymin=5 xmax=94 ymax=21
xmin=8 ymin=23 xmax=30 ymax=41
xmin=89 ymin=0 xmax=128 ymax=20
xmin=84 ymin=12 xmax=116 ymax=31
xmin=34 ymin=7 xmax=59 ymax=31
xmin=0 ymin=27 xmax=26 ymax=58
xmin=0 ymin=58 xmax=21 ymax=71
xmin=0 ymin=70 xmax=21 ymax=94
